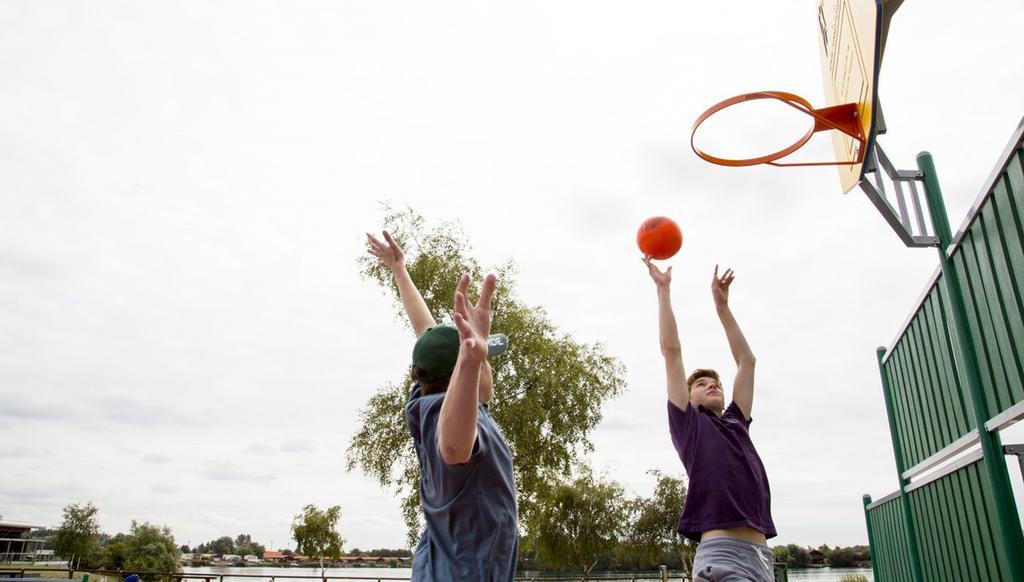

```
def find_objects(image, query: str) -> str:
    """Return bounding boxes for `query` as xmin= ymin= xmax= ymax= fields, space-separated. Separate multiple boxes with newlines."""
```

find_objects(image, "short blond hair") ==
xmin=686 ymin=369 xmax=720 ymax=393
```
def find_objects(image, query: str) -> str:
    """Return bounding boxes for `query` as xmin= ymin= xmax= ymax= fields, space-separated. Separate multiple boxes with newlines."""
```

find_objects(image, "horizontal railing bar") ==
xmin=0 ymin=569 xmax=410 ymax=582
xmin=985 ymin=400 xmax=1024 ymax=433
xmin=0 ymin=567 xmax=684 ymax=582
xmin=905 ymin=448 xmax=984 ymax=493
xmin=865 ymin=489 xmax=902 ymax=511
xmin=902 ymin=429 xmax=980 ymax=480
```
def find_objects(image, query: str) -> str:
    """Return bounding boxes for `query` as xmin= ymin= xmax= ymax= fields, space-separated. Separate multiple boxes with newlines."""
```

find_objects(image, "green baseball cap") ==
xmin=411 ymin=325 xmax=509 ymax=383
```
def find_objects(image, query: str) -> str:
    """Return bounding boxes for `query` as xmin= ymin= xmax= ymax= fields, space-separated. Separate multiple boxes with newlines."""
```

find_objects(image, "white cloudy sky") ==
xmin=2 ymin=0 xmax=1023 ymax=552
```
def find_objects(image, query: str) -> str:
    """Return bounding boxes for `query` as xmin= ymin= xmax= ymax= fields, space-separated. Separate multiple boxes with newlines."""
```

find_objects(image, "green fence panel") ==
xmin=946 ymin=146 xmax=1024 ymax=419
xmin=882 ymin=280 xmax=974 ymax=469
xmin=868 ymin=120 xmax=1024 ymax=582
xmin=907 ymin=457 xmax=1011 ymax=581
xmin=879 ymin=133 xmax=1024 ymax=469
xmin=865 ymin=494 xmax=915 ymax=582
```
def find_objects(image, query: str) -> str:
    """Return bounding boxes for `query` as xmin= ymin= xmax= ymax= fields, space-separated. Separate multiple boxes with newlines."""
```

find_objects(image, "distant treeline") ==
xmin=345 ymin=548 xmax=412 ymax=558
xmin=772 ymin=544 xmax=871 ymax=568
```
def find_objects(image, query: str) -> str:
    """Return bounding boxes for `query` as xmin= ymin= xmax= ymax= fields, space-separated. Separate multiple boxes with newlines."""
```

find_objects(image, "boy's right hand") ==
xmin=452 ymin=273 xmax=496 ymax=363
xmin=643 ymin=255 xmax=672 ymax=289
xmin=367 ymin=230 xmax=405 ymax=272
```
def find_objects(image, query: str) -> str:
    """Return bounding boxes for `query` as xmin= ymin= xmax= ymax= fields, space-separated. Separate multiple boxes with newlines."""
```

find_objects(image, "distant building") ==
xmin=0 ymin=521 xmax=47 ymax=563
xmin=808 ymin=549 xmax=827 ymax=565
xmin=262 ymin=551 xmax=286 ymax=562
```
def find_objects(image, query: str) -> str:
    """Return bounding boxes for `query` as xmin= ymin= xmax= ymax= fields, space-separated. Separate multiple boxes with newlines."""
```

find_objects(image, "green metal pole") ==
xmin=918 ymin=151 xmax=1024 ymax=581
xmin=862 ymin=495 xmax=883 ymax=582
xmin=875 ymin=347 xmax=924 ymax=582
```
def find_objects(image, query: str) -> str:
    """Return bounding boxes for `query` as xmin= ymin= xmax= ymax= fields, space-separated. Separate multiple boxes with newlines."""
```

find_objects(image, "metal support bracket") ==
xmin=858 ymin=142 xmax=941 ymax=248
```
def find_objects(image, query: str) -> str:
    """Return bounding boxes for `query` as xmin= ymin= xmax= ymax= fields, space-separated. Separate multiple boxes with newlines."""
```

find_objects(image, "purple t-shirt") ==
xmin=667 ymin=399 xmax=776 ymax=542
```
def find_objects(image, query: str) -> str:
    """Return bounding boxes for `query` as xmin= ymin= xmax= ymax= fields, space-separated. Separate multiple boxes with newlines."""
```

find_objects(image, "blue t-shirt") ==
xmin=667 ymin=400 xmax=776 ymax=542
xmin=406 ymin=384 xmax=518 ymax=581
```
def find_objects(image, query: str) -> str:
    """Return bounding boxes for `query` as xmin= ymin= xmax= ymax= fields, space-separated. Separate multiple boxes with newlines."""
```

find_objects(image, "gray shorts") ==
xmin=692 ymin=537 xmax=775 ymax=582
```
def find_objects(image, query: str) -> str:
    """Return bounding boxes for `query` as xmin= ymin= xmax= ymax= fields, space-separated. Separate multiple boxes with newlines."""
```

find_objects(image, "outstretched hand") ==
xmin=452 ymin=273 xmax=497 ymax=362
xmin=366 ymin=230 xmax=405 ymax=271
xmin=712 ymin=265 xmax=735 ymax=308
xmin=643 ymin=255 xmax=672 ymax=289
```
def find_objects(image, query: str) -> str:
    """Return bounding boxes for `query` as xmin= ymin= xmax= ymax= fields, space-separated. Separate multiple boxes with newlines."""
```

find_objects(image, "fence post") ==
xmin=874 ymin=347 xmax=924 ymax=582
xmin=918 ymin=151 xmax=1024 ymax=581
xmin=862 ymin=495 xmax=882 ymax=582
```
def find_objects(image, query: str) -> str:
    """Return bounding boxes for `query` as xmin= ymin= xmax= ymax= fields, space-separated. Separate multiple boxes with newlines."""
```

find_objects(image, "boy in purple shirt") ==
xmin=643 ymin=258 xmax=777 ymax=582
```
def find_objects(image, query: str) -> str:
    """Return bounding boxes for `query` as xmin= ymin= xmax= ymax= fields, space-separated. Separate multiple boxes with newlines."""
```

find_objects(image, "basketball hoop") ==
xmin=691 ymin=91 xmax=866 ymax=168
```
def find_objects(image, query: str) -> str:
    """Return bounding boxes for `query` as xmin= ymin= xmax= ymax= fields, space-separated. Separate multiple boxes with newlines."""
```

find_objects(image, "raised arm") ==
xmin=712 ymin=265 xmax=756 ymax=419
xmin=438 ymin=273 xmax=496 ymax=465
xmin=367 ymin=231 xmax=437 ymax=336
xmin=643 ymin=257 xmax=689 ymax=411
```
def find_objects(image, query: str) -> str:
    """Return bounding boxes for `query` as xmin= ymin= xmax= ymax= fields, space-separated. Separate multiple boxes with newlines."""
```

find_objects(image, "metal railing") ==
xmin=0 ymin=567 xmax=693 ymax=582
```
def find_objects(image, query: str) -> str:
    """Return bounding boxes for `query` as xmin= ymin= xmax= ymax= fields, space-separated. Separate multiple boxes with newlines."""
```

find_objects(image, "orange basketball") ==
xmin=637 ymin=216 xmax=683 ymax=260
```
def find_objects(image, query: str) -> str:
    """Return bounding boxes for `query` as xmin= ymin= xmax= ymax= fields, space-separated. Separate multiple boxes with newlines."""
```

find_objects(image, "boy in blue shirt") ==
xmin=368 ymin=231 xmax=518 ymax=582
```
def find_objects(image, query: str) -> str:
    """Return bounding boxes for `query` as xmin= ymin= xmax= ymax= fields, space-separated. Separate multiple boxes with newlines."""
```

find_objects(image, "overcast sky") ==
xmin=2 ymin=0 xmax=1023 ymax=552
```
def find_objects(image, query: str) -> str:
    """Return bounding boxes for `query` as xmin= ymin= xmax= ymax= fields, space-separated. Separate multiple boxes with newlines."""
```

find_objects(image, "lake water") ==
xmin=172 ymin=565 xmax=874 ymax=581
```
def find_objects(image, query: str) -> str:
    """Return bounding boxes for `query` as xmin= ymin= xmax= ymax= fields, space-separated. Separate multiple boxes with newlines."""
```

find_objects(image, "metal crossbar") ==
xmin=859 ymin=143 xmax=940 ymax=247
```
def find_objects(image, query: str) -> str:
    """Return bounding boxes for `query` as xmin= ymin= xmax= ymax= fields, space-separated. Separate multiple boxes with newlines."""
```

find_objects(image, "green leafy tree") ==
xmin=99 ymin=522 xmax=180 ymax=581
xmin=853 ymin=545 xmax=871 ymax=562
xmin=239 ymin=541 xmax=266 ymax=558
xmin=624 ymin=470 xmax=695 ymax=575
xmin=523 ymin=472 xmax=628 ymax=578
xmin=347 ymin=206 xmax=627 ymax=544
xmin=772 ymin=545 xmax=790 ymax=567
xmin=291 ymin=504 xmax=344 ymax=575
xmin=100 ymin=533 xmax=129 ymax=570
xmin=53 ymin=502 xmax=101 ymax=569
xmin=828 ymin=546 xmax=859 ymax=567
xmin=772 ymin=544 xmax=811 ymax=568
xmin=207 ymin=536 xmax=234 ymax=556
xmin=232 ymin=534 xmax=265 ymax=558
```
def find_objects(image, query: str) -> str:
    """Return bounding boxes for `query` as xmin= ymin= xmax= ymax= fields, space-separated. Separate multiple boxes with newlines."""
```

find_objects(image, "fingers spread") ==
xmin=478 ymin=274 xmax=497 ymax=308
xmin=454 ymin=273 xmax=469 ymax=302
xmin=454 ymin=290 xmax=468 ymax=318
xmin=453 ymin=311 xmax=471 ymax=336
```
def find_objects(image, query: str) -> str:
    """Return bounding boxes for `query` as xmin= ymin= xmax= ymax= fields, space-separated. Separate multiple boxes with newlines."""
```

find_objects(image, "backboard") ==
xmin=817 ymin=0 xmax=901 ymax=193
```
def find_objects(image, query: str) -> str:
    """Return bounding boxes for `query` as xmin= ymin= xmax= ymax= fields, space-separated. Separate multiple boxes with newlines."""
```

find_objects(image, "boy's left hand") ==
xmin=712 ymin=264 xmax=735 ymax=308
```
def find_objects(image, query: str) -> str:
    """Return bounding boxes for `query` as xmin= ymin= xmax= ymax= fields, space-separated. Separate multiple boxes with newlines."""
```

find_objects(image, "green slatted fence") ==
xmin=863 ymin=118 xmax=1024 ymax=582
